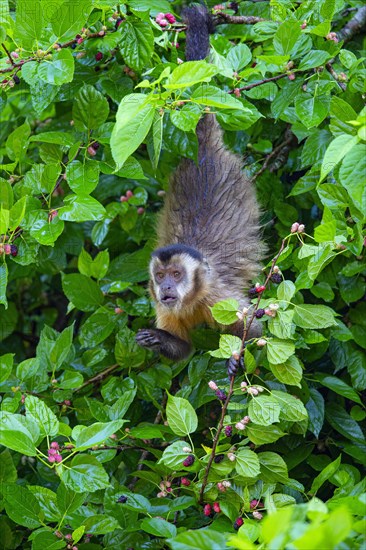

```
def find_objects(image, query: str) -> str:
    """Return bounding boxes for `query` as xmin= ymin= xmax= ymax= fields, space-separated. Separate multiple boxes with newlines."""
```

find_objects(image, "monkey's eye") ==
xmin=156 ymin=272 xmax=164 ymax=281
xmin=173 ymin=271 xmax=181 ymax=279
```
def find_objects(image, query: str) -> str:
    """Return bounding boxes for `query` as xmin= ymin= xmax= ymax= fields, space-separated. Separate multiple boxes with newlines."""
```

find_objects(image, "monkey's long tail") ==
xmin=183 ymin=4 xmax=214 ymax=61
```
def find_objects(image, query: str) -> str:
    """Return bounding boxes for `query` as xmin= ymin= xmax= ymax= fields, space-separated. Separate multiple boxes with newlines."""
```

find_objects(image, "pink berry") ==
xmin=50 ymin=441 xmax=59 ymax=449
xmin=250 ymin=499 xmax=258 ymax=509
xmin=120 ymin=195 xmax=128 ymax=202
xmin=126 ymin=190 xmax=134 ymax=198
xmin=288 ymin=73 xmax=295 ymax=80
xmin=65 ymin=534 xmax=72 ymax=541
xmin=181 ymin=477 xmax=190 ymax=486
xmin=114 ymin=307 xmax=123 ymax=314
xmin=48 ymin=455 xmax=56 ymax=463
xmin=137 ymin=207 xmax=145 ymax=215
xmin=48 ymin=448 xmax=57 ymax=456
xmin=87 ymin=145 xmax=97 ymax=156
xmin=55 ymin=454 xmax=62 ymax=463
xmin=233 ymin=88 xmax=240 ymax=98
xmin=4 ymin=244 xmax=11 ymax=255
xmin=63 ymin=400 xmax=71 ymax=406
xmin=77 ymin=38 xmax=83 ymax=44
xmin=158 ymin=19 xmax=168 ymax=27
xmin=213 ymin=502 xmax=221 ymax=513
xmin=203 ymin=504 xmax=212 ymax=517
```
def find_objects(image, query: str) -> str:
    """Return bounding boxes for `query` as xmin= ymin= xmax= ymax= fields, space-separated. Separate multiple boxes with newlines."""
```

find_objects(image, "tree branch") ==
xmin=255 ymin=127 xmax=297 ymax=178
xmin=74 ymin=363 xmax=121 ymax=392
xmin=337 ymin=5 xmax=366 ymax=43
xmin=228 ymin=72 xmax=288 ymax=94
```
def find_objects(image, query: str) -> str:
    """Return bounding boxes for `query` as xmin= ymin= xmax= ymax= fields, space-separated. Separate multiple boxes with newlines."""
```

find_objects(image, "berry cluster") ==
xmin=119 ymin=189 xmax=145 ymax=215
xmin=0 ymin=243 xmax=18 ymax=257
xmin=156 ymin=12 xmax=176 ymax=27
xmin=48 ymin=442 xmax=62 ymax=464
xmin=235 ymin=415 xmax=251 ymax=430
xmin=291 ymin=222 xmax=305 ymax=233
xmin=203 ymin=501 xmax=221 ymax=517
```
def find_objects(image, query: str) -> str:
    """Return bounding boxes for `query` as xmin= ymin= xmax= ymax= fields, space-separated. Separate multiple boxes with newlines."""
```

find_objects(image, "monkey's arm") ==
xmin=136 ymin=329 xmax=192 ymax=361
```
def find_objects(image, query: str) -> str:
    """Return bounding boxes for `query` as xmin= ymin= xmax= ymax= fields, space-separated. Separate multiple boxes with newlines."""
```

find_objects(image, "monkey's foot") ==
xmin=226 ymin=354 xmax=243 ymax=377
xmin=135 ymin=329 xmax=161 ymax=352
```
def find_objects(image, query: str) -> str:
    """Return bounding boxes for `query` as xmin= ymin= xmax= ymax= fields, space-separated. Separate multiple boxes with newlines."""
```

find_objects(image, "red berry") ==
xmin=256 ymin=285 xmax=266 ymax=293
xmin=137 ymin=207 xmax=145 ymax=215
xmin=182 ymin=454 xmax=195 ymax=467
xmin=213 ymin=502 xmax=221 ymax=513
xmin=234 ymin=517 xmax=244 ymax=530
xmin=95 ymin=52 xmax=103 ymax=61
xmin=181 ymin=477 xmax=190 ymax=486
xmin=224 ymin=426 xmax=232 ymax=437
xmin=203 ymin=504 xmax=212 ymax=517
xmin=165 ymin=13 xmax=176 ymax=23
xmin=77 ymin=38 xmax=83 ymax=44
xmin=126 ymin=189 xmax=134 ymax=198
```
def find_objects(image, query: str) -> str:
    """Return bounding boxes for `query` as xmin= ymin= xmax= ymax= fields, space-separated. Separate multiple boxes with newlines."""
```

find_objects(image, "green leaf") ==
xmin=315 ymin=374 xmax=362 ymax=405
xmin=306 ymin=388 xmax=325 ymax=438
xmin=25 ymin=395 xmax=59 ymax=437
xmin=0 ymin=177 xmax=13 ymax=210
xmin=0 ymin=412 xmax=38 ymax=456
xmin=246 ymin=423 xmax=286 ymax=445
xmin=310 ymin=455 xmax=341 ymax=494
xmin=210 ymin=298 xmax=239 ymax=324
xmin=277 ymin=280 xmax=296 ymax=303
xmin=29 ymin=131 xmax=76 ymax=147
xmin=258 ymin=451 xmax=289 ymax=484
xmin=30 ymin=212 xmax=64 ymax=246
xmin=141 ymin=517 xmax=177 ymax=538
xmin=38 ymin=50 xmax=75 ymax=85
xmin=111 ymin=93 xmax=155 ymax=168
xmin=192 ymin=85 xmax=248 ymax=110
xmin=79 ymin=307 xmax=117 ymax=348
xmin=248 ymin=395 xmax=281 ymax=426
xmin=31 ymin=532 xmax=66 ymax=550
xmin=266 ymin=339 xmax=295 ymax=364
xmin=168 ymin=530 xmax=228 ymax=550
xmin=160 ymin=441 xmax=193 ymax=470
xmin=166 ymin=394 xmax=198 ymax=437
xmin=119 ymin=19 xmax=154 ymax=71
xmin=210 ymin=334 xmax=242 ymax=359
xmin=62 ymin=273 xmax=104 ymax=312
xmin=66 ymin=160 xmax=100 ymax=196
xmin=56 ymin=483 xmax=87 ymax=516
xmin=50 ymin=0 xmax=92 ymax=40
xmin=0 ymin=353 xmax=13 ymax=383
xmin=271 ymin=390 xmax=308 ymax=422
xmin=78 ymin=248 xmax=109 ymax=279
xmin=298 ymin=51 xmax=331 ymax=70
xmin=73 ymin=85 xmax=109 ymax=131
xmin=14 ymin=0 xmax=43 ymax=49
xmin=325 ymin=403 xmax=365 ymax=444
xmin=3 ymin=484 xmax=41 ymax=529
xmin=235 ymin=448 xmax=261 ymax=478
xmin=295 ymin=93 xmax=330 ymax=129
xmin=0 ymin=263 xmax=7 ymax=308
xmin=320 ymin=134 xmax=359 ymax=182
xmin=58 ymin=194 xmax=106 ymax=222
xmin=293 ymin=304 xmax=336 ymax=329
xmin=227 ymin=43 xmax=252 ymax=71
xmin=170 ymin=105 xmax=201 ymax=133
xmin=339 ymin=143 xmax=366 ymax=214
xmin=165 ymin=61 xmax=217 ymax=90
xmin=74 ymin=420 xmax=125 ymax=450
xmin=269 ymin=355 xmax=303 ymax=387
xmin=273 ymin=21 xmax=302 ymax=55
xmin=60 ymin=455 xmax=109 ymax=493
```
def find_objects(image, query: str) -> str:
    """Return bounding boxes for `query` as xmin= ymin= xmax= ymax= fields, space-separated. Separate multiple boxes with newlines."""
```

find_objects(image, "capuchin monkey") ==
xmin=136 ymin=4 xmax=262 ymax=374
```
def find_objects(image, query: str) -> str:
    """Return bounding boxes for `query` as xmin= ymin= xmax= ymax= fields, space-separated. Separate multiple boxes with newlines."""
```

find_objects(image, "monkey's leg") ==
xmin=136 ymin=329 xmax=192 ymax=361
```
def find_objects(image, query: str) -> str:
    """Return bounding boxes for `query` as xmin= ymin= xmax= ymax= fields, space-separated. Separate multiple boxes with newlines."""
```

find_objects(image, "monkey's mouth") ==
xmin=160 ymin=295 xmax=178 ymax=306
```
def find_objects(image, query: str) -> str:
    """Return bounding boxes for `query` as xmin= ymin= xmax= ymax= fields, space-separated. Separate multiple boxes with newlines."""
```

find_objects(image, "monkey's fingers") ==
xmin=226 ymin=355 xmax=243 ymax=377
xmin=136 ymin=329 xmax=161 ymax=351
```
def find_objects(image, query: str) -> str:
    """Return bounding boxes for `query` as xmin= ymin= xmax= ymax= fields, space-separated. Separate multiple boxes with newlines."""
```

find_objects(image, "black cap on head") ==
xmin=152 ymin=244 xmax=203 ymax=263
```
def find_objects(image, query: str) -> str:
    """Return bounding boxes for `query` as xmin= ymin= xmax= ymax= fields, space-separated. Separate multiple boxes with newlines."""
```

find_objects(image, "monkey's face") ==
xmin=150 ymin=261 xmax=187 ymax=309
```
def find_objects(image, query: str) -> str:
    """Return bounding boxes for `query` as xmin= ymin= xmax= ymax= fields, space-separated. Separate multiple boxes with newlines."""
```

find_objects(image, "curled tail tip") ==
xmin=183 ymin=3 xmax=214 ymax=61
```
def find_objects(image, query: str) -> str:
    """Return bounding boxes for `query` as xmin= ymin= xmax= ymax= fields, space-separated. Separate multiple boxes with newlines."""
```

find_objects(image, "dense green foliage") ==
xmin=0 ymin=0 xmax=365 ymax=548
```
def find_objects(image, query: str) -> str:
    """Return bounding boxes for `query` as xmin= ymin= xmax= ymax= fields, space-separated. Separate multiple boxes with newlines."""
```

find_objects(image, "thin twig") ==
xmin=217 ymin=13 xmax=265 ymax=24
xmin=228 ymin=73 xmax=288 ymax=94
xmin=74 ymin=363 xmax=120 ymax=392
xmin=1 ymin=43 xmax=14 ymax=65
xmin=255 ymin=128 xmax=296 ymax=178
xmin=325 ymin=63 xmax=347 ymax=91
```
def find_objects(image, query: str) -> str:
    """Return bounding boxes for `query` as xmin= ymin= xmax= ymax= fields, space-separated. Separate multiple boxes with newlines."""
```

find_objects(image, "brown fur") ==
xmin=155 ymin=115 xmax=263 ymax=336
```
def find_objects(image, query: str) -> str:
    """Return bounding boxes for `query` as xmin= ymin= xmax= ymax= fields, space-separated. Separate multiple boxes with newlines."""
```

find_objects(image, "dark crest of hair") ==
xmin=152 ymin=244 xmax=203 ymax=263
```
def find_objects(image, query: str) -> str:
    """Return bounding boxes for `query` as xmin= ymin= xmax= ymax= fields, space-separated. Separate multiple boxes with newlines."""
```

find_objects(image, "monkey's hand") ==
xmin=136 ymin=328 xmax=192 ymax=361
xmin=226 ymin=352 xmax=243 ymax=377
